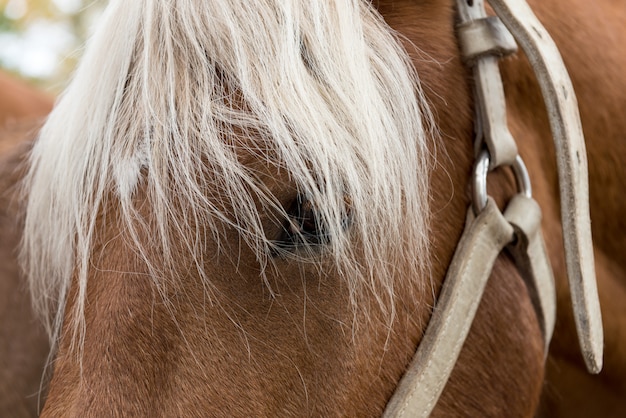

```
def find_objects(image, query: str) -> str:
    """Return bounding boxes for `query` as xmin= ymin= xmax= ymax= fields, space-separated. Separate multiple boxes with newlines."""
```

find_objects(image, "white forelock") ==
xmin=21 ymin=0 xmax=434 ymax=347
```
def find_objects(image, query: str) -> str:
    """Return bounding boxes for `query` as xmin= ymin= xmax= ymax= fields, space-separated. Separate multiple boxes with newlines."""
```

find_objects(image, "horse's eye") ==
xmin=272 ymin=195 xmax=328 ymax=253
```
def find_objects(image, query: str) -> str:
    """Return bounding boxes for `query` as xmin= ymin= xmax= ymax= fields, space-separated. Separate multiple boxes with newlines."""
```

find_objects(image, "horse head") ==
xmin=11 ymin=0 xmax=626 ymax=416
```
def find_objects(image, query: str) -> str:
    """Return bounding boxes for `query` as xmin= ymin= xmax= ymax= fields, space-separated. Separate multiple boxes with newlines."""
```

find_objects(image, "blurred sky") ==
xmin=0 ymin=0 xmax=104 ymax=90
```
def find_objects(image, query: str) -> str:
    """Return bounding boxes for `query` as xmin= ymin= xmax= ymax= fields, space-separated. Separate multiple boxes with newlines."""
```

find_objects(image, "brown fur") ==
xmin=2 ymin=0 xmax=626 ymax=416
xmin=0 ymin=72 xmax=52 ymax=417
xmin=0 ymin=73 xmax=52 ymax=126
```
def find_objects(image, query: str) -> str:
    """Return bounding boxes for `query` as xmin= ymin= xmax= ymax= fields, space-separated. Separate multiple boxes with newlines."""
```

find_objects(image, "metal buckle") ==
xmin=472 ymin=149 xmax=532 ymax=215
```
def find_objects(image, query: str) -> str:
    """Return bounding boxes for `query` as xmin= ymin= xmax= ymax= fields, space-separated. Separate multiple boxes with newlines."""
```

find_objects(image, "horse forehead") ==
xmin=227 ymin=131 xmax=295 ymax=194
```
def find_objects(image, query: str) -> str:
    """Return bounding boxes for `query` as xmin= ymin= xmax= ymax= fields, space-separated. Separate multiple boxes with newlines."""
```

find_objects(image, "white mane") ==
xmin=22 ymin=0 xmax=434 ymax=345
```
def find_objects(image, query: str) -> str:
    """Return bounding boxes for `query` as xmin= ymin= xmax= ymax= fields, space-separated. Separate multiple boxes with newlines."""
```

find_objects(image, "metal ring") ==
xmin=472 ymin=149 xmax=532 ymax=214
xmin=472 ymin=149 xmax=491 ymax=215
xmin=512 ymin=154 xmax=532 ymax=198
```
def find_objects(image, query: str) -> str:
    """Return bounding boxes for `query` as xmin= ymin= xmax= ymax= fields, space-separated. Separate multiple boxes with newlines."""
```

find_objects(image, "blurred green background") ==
xmin=0 ymin=0 xmax=105 ymax=92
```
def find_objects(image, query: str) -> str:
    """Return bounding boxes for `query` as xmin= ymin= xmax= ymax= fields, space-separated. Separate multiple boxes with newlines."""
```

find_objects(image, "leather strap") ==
xmin=504 ymin=194 xmax=556 ymax=355
xmin=383 ymin=0 xmax=603 ymax=415
xmin=457 ymin=16 xmax=517 ymax=64
xmin=489 ymin=0 xmax=603 ymax=375
xmin=382 ymin=199 xmax=514 ymax=418
xmin=456 ymin=0 xmax=519 ymax=168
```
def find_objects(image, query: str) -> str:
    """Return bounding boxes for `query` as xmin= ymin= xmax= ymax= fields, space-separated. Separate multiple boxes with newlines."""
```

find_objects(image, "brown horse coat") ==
xmin=1 ymin=0 xmax=625 ymax=416
xmin=0 ymin=72 xmax=52 ymax=126
xmin=0 ymin=72 xmax=52 ymax=417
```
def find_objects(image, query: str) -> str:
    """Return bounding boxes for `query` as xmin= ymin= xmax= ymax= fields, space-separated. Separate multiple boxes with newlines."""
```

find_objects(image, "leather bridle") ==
xmin=383 ymin=0 xmax=604 ymax=416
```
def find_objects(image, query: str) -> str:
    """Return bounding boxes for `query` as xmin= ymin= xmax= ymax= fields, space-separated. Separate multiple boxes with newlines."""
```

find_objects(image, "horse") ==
xmin=0 ymin=71 xmax=52 ymax=417
xmin=2 ymin=0 xmax=625 ymax=416
xmin=0 ymin=72 xmax=53 ymax=126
